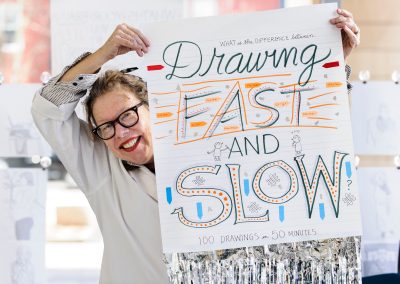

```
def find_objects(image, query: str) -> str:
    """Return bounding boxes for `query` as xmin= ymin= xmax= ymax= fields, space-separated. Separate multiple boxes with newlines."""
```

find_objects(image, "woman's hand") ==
xmin=60 ymin=24 xmax=150 ymax=82
xmin=96 ymin=24 xmax=150 ymax=62
xmin=330 ymin=8 xmax=360 ymax=61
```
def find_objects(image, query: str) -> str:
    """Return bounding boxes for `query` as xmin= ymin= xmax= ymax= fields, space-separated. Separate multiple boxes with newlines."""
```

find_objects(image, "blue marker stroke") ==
xmin=345 ymin=161 xmax=352 ymax=179
xmin=166 ymin=187 xmax=172 ymax=204
xmin=244 ymin=179 xmax=250 ymax=196
xmin=279 ymin=205 xmax=285 ymax=222
xmin=319 ymin=203 xmax=325 ymax=220
xmin=197 ymin=202 xmax=203 ymax=220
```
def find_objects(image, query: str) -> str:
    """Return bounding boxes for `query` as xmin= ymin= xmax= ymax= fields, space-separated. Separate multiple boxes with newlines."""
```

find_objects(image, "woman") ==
xmin=31 ymin=8 xmax=360 ymax=283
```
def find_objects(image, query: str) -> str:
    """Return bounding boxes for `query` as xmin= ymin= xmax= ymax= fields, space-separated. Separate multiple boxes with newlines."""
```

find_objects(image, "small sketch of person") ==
xmin=207 ymin=142 xmax=229 ymax=161
xmin=371 ymin=171 xmax=394 ymax=239
xmin=291 ymin=134 xmax=302 ymax=155
xmin=11 ymin=246 xmax=34 ymax=284
xmin=366 ymin=104 xmax=398 ymax=149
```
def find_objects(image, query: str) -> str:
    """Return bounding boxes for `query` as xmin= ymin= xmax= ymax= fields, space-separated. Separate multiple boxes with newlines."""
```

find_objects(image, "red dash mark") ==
xmin=147 ymin=64 xmax=164 ymax=71
xmin=322 ymin=61 xmax=340 ymax=68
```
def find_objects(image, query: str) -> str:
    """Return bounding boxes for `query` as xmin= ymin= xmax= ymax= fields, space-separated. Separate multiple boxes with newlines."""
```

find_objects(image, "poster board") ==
xmin=362 ymin=242 xmax=399 ymax=277
xmin=351 ymin=81 xmax=400 ymax=155
xmin=0 ymin=169 xmax=47 ymax=284
xmin=0 ymin=84 xmax=52 ymax=158
xmin=51 ymin=0 xmax=183 ymax=74
xmin=143 ymin=4 xmax=362 ymax=253
xmin=357 ymin=167 xmax=400 ymax=242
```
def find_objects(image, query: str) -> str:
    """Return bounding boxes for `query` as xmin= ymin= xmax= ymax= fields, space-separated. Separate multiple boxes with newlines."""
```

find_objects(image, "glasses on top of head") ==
xmin=92 ymin=101 xmax=145 ymax=140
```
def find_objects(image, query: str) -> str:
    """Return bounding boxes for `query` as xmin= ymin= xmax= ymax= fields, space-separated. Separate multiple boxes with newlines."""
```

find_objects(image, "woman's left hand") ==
xmin=330 ymin=8 xmax=360 ymax=61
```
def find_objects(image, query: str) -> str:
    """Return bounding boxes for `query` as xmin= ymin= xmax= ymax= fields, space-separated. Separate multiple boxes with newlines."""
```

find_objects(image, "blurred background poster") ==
xmin=0 ymin=84 xmax=51 ymax=158
xmin=0 ymin=168 xmax=47 ymax=284
xmin=357 ymin=167 xmax=400 ymax=276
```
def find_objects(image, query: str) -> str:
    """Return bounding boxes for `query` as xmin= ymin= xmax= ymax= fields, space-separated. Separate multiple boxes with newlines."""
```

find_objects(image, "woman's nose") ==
xmin=115 ymin=123 xmax=130 ymax=138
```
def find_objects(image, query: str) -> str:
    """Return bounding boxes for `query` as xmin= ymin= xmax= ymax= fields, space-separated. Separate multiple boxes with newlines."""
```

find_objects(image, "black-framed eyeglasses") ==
xmin=92 ymin=101 xmax=145 ymax=140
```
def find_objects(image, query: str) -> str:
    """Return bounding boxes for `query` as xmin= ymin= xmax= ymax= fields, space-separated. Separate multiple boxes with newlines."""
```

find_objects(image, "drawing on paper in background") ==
xmin=0 ymin=169 xmax=45 ymax=240
xmin=0 ymin=169 xmax=47 ymax=284
xmin=15 ymin=217 xmax=34 ymax=241
xmin=357 ymin=168 xmax=400 ymax=242
xmin=351 ymin=82 xmax=400 ymax=155
xmin=366 ymin=104 xmax=398 ymax=148
xmin=0 ymin=84 xmax=52 ymax=158
xmin=7 ymin=117 xmax=41 ymax=156
xmin=11 ymin=246 xmax=34 ymax=284
xmin=51 ymin=0 xmax=183 ymax=73
xmin=370 ymin=171 xmax=394 ymax=239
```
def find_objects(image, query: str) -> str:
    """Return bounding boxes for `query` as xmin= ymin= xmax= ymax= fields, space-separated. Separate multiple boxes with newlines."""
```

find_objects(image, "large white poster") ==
xmin=0 ymin=169 xmax=47 ymax=284
xmin=51 ymin=0 xmax=183 ymax=74
xmin=351 ymin=81 xmax=400 ymax=155
xmin=143 ymin=4 xmax=362 ymax=253
xmin=0 ymin=84 xmax=51 ymax=158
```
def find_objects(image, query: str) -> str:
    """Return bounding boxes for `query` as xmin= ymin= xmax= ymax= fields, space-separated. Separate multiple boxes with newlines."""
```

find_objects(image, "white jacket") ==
xmin=31 ymin=57 xmax=168 ymax=283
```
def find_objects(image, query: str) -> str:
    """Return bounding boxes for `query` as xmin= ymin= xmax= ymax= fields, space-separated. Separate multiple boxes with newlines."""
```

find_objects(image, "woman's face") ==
xmin=92 ymin=87 xmax=154 ymax=167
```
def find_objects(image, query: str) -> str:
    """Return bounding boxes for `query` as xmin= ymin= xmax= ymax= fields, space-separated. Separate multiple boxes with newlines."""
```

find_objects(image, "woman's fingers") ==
xmin=119 ymin=24 xmax=149 ymax=53
xmin=108 ymin=23 xmax=149 ymax=57
xmin=330 ymin=9 xmax=359 ymax=35
xmin=343 ymin=25 xmax=360 ymax=48
xmin=330 ymin=15 xmax=348 ymax=25
xmin=337 ymin=8 xmax=353 ymax=18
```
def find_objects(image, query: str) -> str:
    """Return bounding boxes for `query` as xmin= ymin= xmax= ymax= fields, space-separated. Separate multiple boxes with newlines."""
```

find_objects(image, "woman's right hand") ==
xmin=59 ymin=24 xmax=150 ymax=82
xmin=96 ymin=24 xmax=150 ymax=62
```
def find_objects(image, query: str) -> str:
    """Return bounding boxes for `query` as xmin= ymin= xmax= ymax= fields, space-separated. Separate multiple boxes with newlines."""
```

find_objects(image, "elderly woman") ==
xmin=31 ymin=8 xmax=360 ymax=283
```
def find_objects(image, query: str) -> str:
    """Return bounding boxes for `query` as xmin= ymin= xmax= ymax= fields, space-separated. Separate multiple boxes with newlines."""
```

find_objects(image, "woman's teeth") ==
xmin=122 ymin=137 xmax=139 ymax=149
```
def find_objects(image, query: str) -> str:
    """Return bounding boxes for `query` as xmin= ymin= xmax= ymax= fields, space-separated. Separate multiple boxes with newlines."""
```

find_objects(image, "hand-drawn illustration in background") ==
xmin=0 ymin=84 xmax=51 ymax=158
xmin=357 ymin=168 xmax=400 ymax=242
xmin=0 ymin=169 xmax=47 ymax=284
xmin=351 ymin=81 xmax=400 ymax=155
xmin=144 ymin=4 xmax=361 ymax=253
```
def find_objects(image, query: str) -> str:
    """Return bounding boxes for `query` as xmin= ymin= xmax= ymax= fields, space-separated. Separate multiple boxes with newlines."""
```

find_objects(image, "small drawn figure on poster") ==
xmin=207 ymin=141 xmax=229 ymax=161
xmin=292 ymin=134 xmax=303 ymax=155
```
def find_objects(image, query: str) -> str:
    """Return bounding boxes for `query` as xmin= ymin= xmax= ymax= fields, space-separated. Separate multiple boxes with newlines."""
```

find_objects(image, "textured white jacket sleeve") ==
xmin=31 ymin=54 xmax=111 ymax=196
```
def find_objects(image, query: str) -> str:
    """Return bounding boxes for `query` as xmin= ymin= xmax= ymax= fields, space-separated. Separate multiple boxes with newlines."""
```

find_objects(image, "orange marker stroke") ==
xmin=302 ymin=111 xmax=318 ymax=117
xmin=279 ymin=80 xmax=317 ymax=88
xmin=274 ymin=101 xmax=290 ymax=107
xmin=308 ymin=91 xmax=336 ymax=100
xmin=155 ymin=104 xmax=178 ymax=109
xmin=309 ymin=103 xmax=338 ymax=109
xmin=305 ymin=117 xmax=333 ymax=121
xmin=245 ymin=82 xmax=262 ymax=88
xmin=190 ymin=121 xmax=207 ymax=127
xmin=183 ymin=73 xmax=292 ymax=86
xmin=156 ymin=112 xmax=174 ymax=118
xmin=154 ymin=119 xmax=176 ymax=125
xmin=326 ymin=82 xmax=343 ymax=88
xmin=224 ymin=125 xmax=240 ymax=131
xmin=205 ymin=97 xmax=222 ymax=103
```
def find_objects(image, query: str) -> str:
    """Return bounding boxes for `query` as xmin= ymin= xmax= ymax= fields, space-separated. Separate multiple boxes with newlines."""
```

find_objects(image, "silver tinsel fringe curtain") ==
xmin=164 ymin=236 xmax=361 ymax=284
